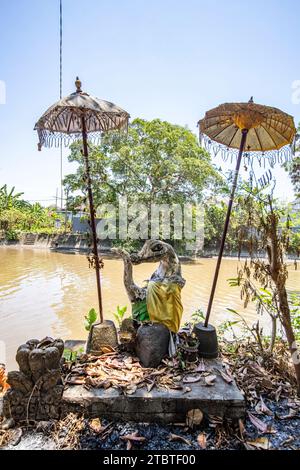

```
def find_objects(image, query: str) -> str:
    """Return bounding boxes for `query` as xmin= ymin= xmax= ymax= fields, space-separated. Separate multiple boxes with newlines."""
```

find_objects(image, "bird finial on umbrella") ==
xmin=75 ymin=77 xmax=82 ymax=93
xmin=248 ymin=96 xmax=254 ymax=103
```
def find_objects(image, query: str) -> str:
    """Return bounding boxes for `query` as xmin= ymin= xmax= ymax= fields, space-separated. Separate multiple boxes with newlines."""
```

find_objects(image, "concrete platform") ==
xmin=62 ymin=359 xmax=245 ymax=423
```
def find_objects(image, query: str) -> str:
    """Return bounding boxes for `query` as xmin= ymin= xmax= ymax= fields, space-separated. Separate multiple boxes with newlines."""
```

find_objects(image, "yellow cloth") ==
xmin=146 ymin=280 xmax=183 ymax=333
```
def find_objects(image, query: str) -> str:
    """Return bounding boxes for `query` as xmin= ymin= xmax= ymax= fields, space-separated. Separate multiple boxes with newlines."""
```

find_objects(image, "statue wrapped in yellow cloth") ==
xmin=113 ymin=240 xmax=185 ymax=333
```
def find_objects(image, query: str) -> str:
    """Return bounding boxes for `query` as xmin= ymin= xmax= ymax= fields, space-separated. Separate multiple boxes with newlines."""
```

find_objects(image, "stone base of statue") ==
xmin=86 ymin=320 xmax=118 ymax=354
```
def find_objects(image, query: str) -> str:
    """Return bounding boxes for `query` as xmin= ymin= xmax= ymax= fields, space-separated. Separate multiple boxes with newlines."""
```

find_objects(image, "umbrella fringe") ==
xmin=36 ymin=128 xmax=127 ymax=150
xmin=199 ymin=134 xmax=294 ymax=168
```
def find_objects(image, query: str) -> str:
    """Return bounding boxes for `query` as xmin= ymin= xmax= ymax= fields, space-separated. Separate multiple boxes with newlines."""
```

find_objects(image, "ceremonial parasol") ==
xmin=34 ymin=78 xmax=130 ymax=323
xmin=196 ymin=99 xmax=296 ymax=356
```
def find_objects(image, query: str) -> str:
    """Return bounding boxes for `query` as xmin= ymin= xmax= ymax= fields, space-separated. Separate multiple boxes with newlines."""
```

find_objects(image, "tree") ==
xmin=64 ymin=118 xmax=223 ymax=209
xmin=232 ymin=184 xmax=300 ymax=394
xmin=0 ymin=185 xmax=29 ymax=211
xmin=285 ymin=122 xmax=300 ymax=197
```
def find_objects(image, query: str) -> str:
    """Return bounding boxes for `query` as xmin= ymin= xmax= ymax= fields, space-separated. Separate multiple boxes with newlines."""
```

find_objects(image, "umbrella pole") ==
xmin=204 ymin=128 xmax=248 ymax=327
xmin=81 ymin=117 xmax=104 ymax=323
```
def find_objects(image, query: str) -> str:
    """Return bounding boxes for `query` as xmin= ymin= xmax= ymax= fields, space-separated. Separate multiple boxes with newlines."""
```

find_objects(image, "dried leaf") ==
xmin=147 ymin=381 xmax=155 ymax=392
xmin=0 ymin=366 xmax=10 ymax=394
xmin=195 ymin=360 xmax=206 ymax=372
xmin=126 ymin=440 xmax=132 ymax=450
xmin=89 ymin=418 xmax=102 ymax=434
xmin=125 ymin=385 xmax=137 ymax=395
xmin=197 ymin=433 xmax=207 ymax=449
xmin=169 ymin=433 xmax=191 ymax=446
xmin=277 ymin=408 xmax=298 ymax=420
xmin=238 ymin=418 xmax=245 ymax=438
xmin=183 ymin=374 xmax=201 ymax=384
xmin=120 ymin=431 xmax=146 ymax=443
xmin=245 ymin=437 xmax=269 ymax=450
xmin=186 ymin=408 xmax=203 ymax=428
xmin=282 ymin=436 xmax=294 ymax=446
xmin=183 ymin=387 xmax=192 ymax=394
xmin=255 ymin=396 xmax=273 ymax=416
xmin=67 ymin=377 xmax=86 ymax=385
xmin=10 ymin=428 xmax=23 ymax=447
xmin=247 ymin=412 xmax=268 ymax=433
xmin=219 ymin=370 xmax=233 ymax=384
xmin=101 ymin=345 xmax=115 ymax=354
xmin=205 ymin=375 xmax=217 ymax=386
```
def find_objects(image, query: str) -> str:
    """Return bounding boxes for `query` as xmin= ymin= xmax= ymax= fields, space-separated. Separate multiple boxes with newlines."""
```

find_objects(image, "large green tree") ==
xmin=64 ymin=118 xmax=223 ymax=210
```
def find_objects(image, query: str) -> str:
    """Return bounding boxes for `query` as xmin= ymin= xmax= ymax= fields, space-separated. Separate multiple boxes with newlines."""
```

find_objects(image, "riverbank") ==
xmin=1 ymin=234 xmax=299 ymax=262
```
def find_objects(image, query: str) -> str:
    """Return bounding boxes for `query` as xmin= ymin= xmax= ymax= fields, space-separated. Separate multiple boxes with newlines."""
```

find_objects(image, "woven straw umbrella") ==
xmin=34 ymin=78 xmax=130 ymax=323
xmin=197 ymin=99 xmax=296 ymax=356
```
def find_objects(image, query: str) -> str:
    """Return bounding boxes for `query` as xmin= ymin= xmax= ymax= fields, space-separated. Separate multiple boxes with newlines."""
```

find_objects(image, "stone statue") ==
xmin=1 ymin=337 xmax=64 ymax=428
xmin=113 ymin=239 xmax=186 ymax=334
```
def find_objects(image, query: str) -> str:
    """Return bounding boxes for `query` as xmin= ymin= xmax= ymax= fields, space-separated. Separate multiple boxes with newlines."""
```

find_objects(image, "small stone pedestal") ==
xmin=86 ymin=320 xmax=118 ymax=354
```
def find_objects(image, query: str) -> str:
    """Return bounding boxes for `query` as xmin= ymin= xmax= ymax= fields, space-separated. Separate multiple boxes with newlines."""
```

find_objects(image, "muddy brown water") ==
xmin=1 ymin=246 xmax=299 ymax=370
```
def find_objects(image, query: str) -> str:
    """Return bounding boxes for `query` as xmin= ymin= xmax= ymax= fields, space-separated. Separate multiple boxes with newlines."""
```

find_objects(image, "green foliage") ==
xmin=64 ymin=119 xmax=222 ymax=207
xmin=63 ymin=348 xmax=78 ymax=362
xmin=289 ymin=292 xmax=300 ymax=341
xmin=0 ymin=185 xmax=65 ymax=239
xmin=113 ymin=305 xmax=128 ymax=326
xmin=84 ymin=308 xmax=98 ymax=331
xmin=63 ymin=118 xmax=224 ymax=250
xmin=187 ymin=308 xmax=205 ymax=327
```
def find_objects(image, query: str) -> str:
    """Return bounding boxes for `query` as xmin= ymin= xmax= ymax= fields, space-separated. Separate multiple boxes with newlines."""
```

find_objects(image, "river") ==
xmin=1 ymin=246 xmax=299 ymax=370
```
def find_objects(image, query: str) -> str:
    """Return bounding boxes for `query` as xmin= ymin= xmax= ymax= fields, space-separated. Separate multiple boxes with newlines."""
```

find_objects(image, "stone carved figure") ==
xmin=1 ymin=337 xmax=64 ymax=428
xmin=113 ymin=239 xmax=185 ymax=333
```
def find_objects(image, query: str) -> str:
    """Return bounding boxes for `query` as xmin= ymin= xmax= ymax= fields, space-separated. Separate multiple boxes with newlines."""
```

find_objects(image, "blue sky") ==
xmin=0 ymin=0 xmax=300 ymax=204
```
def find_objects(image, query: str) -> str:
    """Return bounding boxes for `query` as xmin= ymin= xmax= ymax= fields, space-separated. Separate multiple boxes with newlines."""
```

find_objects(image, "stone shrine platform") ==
xmin=62 ymin=358 xmax=245 ymax=424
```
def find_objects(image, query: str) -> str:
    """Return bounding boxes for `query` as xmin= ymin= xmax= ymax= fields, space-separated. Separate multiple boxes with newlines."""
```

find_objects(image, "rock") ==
xmin=52 ymin=339 xmax=64 ymax=356
xmin=29 ymin=348 xmax=46 ymax=381
xmin=44 ymin=347 xmax=61 ymax=370
xmin=7 ymin=371 xmax=33 ymax=394
xmin=41 ymin=369 xmax=61 ymax=391
xmin=86 ymin=320 xmax=118 ymax=354
xmin=2 ymin=337 xmax=64 ymax=423
xmin=135 ymin=323 xmax=170 ymax=368
xmin=26 ymin=339 xmax=40 ymax=349
xmin=16 ymin=345 xmax=31 ymax=376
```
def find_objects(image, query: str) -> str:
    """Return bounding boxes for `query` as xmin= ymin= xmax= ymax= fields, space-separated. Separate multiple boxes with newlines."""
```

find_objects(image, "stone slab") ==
xmin=62 ymin=359 xmax=245 ymax=423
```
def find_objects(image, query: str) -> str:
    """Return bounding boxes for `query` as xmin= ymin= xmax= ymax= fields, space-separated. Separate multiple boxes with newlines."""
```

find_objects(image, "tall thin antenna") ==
xmin=59 ymin=0 xmax=63 ymax=209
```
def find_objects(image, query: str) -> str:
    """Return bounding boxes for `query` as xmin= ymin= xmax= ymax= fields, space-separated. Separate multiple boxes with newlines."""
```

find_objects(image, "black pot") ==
xmin=193 ymin=322 xmax=219 ymax=359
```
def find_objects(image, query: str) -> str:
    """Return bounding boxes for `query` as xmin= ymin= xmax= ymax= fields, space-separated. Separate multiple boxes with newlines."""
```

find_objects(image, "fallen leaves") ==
xmin=186 ymin=409 xmax=203 ymax=428
xmin=204 ymin=375 xmax=217 ymax=386
xmin=169 ymin=433 xmax=191 ymax=446
xmin=219 ymin=370 xmax=233 ymax=384
xmin=255 ymin=396 xmax=273 ymax=416
xmin=67 ymin=350 xmax=236 ymax=397
xmin=120 ymin=431 xmax=146 ymax=450
xmin=245 ymin=436 xmax=270 ymax=450
xmin=0 ymin=365 xmax=9 ymax=395
xmin=89 ymin=418 xmax=102 ymax=433
xmin=197 ymin=433 xmax=207 ymax=449
xmin=247 ymin=412 xmax=275 ymax=434
xmin=277 ymin=408 xmax=298 ymax=420
xmin=183 ymin=374 xmax=202 ymax=384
